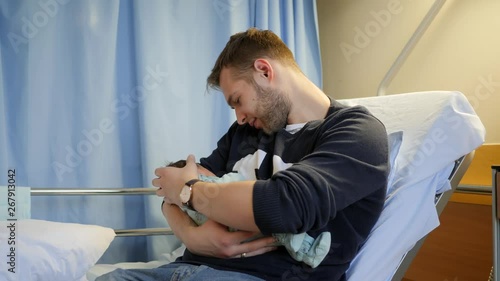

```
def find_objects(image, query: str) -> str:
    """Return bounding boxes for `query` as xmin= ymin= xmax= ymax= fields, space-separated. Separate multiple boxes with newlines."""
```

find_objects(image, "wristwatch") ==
xmin=179 ymin=179 xmax=200 ymax=211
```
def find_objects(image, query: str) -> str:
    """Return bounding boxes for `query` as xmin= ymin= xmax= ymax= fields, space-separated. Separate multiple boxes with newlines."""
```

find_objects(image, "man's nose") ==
xmin=235 ymin=110 xmax=246 ymax=125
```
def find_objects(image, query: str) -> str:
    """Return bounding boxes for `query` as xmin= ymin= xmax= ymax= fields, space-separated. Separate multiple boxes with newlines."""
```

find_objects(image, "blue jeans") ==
xmin=95 ymin=263 xmax=265 ymax=281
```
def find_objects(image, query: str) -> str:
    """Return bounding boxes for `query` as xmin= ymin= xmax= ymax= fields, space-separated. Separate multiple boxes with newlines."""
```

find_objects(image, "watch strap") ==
xmin=186 ymin=179 xmax=201 ymax=187
xmin=183 ymin=179 xmax=201 ymax=210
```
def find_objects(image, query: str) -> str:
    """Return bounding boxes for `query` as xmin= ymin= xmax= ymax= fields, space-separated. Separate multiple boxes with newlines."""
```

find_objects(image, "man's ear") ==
xmin=253 ymin=59 xmax=273 ymax=83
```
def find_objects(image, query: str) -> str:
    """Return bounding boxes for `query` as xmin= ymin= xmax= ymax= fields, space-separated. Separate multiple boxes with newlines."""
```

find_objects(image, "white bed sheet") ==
xmin=339 ymin=91 xmax=485 ymax=195
xmin=88 ymin=91 xmax=486 ymax=281
xmin=342 ymin=91 xmax=485 ymax=280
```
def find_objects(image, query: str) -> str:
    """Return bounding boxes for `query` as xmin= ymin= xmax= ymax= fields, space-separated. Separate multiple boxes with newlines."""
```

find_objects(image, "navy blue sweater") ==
xmin=179 ymin=100 xmax=388 ymax=281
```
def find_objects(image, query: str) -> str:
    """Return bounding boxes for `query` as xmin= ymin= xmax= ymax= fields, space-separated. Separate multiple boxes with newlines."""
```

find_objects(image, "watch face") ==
xmin=179 ymin=185 xmax=191 ymax=204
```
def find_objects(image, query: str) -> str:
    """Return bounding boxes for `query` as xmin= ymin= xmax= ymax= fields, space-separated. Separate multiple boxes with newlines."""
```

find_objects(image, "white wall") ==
xmin=317 ymin=0 xmax=500 ymax=143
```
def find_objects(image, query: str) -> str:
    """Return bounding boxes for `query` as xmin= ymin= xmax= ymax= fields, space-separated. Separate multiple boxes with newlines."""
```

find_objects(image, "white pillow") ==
xmin=0 ymin=219 xmax=115 ymax=281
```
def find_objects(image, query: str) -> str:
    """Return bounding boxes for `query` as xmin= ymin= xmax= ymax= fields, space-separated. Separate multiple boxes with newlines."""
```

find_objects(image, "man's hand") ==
xmin=162 ymin=196 xmax=277 ymax=260
xmin=184 ymin=219 xmax=278 ymax=259
xmin=153 ymin=154 xmax=199 ymax=207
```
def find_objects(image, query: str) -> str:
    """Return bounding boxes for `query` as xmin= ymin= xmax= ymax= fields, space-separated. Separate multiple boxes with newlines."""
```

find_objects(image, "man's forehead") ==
xmin=219 ymin=67 xmax=233 ymax=85
xmin=219 ymin=69 xmax=231 ymax=96
xmin=220 ymin=68 xmax=241 ymax=94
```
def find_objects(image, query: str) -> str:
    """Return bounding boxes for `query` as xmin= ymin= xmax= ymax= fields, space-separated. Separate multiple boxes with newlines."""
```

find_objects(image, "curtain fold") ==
xmin=0 ymin=0 xmax=322 ymax=262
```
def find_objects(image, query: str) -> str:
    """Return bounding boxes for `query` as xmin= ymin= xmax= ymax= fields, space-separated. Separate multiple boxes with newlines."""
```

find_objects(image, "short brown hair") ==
xmin=166 ymin=160 xmax=187 ymax=168
xmin=166 ymin=160 xmax=201 ymax=169
xmin=207 ymin=28 xmax=299 ymax=90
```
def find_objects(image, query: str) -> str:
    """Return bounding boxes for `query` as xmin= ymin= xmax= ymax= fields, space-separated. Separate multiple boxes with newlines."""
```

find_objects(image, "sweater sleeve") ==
xmin=253 ymin=107 xmax=389 ymax=235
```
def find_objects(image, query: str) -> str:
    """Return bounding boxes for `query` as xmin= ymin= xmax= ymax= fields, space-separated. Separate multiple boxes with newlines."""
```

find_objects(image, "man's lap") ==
xmin=95 ymin=262 xmax=265 ymax=281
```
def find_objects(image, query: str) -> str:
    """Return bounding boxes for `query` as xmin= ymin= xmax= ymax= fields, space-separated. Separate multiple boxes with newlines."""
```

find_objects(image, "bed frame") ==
xmin=390 ymin=151 xmax=474 ymax=280
xmin=31 ymin=187 xmax=173 ymax=237
xmin=492 ymin=165 xmax=500 ymax=281
xmin=30 ymin=151 xmax=475 ymax=280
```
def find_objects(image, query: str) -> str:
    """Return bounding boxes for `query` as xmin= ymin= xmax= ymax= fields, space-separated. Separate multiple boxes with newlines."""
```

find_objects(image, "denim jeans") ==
xmin=95 ymin=263 xmax=265 ymax=281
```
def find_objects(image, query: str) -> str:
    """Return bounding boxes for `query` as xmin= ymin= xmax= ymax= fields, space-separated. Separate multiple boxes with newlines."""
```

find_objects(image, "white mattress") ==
xmin=342 ymin=91 xmax=485 ymax=280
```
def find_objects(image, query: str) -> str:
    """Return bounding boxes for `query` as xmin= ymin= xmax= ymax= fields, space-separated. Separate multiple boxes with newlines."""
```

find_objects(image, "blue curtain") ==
xmin=0 ymin=0 xmax=322 ymax=263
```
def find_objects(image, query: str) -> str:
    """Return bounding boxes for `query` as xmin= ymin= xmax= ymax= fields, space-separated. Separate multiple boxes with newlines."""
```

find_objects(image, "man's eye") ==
xmin=229 ymin=97 xmax=240 ymax=109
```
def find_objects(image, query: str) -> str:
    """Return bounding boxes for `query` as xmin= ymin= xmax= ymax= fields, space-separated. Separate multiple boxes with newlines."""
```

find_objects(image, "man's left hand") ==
xmin=152 ymin=154 xmax=199 ymax=206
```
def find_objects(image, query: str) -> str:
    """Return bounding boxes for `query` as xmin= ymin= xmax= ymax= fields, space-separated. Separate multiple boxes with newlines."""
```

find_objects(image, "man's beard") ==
xmin=253 ymin=81 xmax=292 ymax=134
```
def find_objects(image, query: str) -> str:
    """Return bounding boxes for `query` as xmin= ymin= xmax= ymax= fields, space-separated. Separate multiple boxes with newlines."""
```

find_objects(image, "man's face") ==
xmin=220 ymin=67 xmax=291 ymax=134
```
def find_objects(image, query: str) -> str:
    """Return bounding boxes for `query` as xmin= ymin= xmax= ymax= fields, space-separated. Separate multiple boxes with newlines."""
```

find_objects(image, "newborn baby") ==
xmin=166 ymin=160 xmax=331 ymax=268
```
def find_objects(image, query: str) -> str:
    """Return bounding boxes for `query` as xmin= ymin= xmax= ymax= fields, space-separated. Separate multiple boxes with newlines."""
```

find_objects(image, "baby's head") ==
xmin=166 ymin=160 xmax=215 ymax=177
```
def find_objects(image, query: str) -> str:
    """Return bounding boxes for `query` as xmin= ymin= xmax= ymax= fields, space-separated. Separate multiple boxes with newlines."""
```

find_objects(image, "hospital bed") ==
xmin=0 ymin=91 xmax=486 ymax=281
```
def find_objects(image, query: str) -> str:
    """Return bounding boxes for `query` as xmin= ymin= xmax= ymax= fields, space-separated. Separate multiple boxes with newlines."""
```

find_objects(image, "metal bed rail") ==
xmin=114 ymin=227 xmax=173 ymax=237
xmin=377 ymin=0 xmax=446 ymax=96
xmin=30 ymin=186 xmax=173 ymax=237
xmin=31 ymin=187 xmax=158 ymax=196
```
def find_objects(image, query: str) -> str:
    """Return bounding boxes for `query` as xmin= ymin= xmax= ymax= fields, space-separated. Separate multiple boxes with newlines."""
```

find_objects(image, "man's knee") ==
xmin=95 ymin=268 xmax=132 ymax=281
